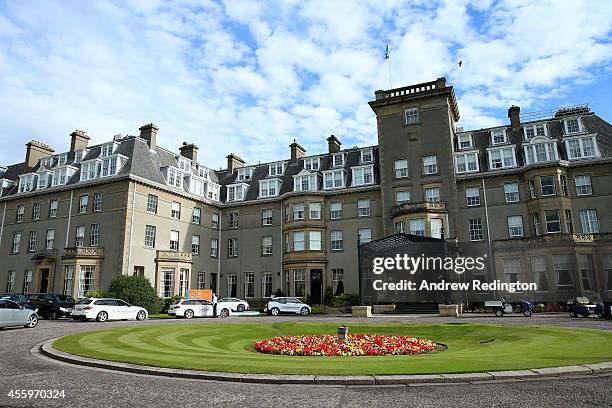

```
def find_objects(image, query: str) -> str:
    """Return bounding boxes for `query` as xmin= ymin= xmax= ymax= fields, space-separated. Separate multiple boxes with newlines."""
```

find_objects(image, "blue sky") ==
xmin=0 ymin=0 xmax=611 ymax=169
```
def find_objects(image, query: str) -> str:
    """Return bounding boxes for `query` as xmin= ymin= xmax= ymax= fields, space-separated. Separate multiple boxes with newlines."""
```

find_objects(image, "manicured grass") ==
xmin=148 ymin=314 xmax=175 ymax=319
xmin=53 ymin=322 xmax=612 ymax=375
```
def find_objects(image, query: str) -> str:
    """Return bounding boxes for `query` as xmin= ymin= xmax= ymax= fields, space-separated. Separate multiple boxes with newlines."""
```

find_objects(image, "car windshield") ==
xmin=76 ymin=299 xmax=93 ymax=305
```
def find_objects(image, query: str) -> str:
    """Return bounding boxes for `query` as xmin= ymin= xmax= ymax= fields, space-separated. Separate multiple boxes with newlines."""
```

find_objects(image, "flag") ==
xmin=384 ymin=41 xmax=390 ymax=59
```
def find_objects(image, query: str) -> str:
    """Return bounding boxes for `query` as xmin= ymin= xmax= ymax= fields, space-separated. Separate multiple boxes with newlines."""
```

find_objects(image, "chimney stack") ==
xmin=226 ymin=153 xmax=245 ymax=174
xmin=70 ymin=130 xmax=90 ymax=151
xmin=179 ymin=142 xmax=199 ymax=163
xmin=289 ymin=140 xmax=306 ymax=163
xmin=508 ymin=106 xmax=521 ymax=129
xmin=139 ymin=123 xmax=159 ymax=150
xmin=327 ymin=134 xmax=341 ymax=154
xmin=25 ymin=140 xmax=54 ymax=168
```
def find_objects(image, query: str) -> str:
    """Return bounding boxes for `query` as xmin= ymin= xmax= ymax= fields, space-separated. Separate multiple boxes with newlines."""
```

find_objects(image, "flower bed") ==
xmin=255 ymin=334 xmax=437 ymax=356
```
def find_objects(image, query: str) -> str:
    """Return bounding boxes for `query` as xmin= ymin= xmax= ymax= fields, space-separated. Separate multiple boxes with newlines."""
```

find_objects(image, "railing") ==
xmin=62 ymin=247 xmax=104 ymax=258
xmin=493 ymin=233 xmax=611 ymax=249
xmin=520 ymin=103 xmax=589 ymax=122
xmin=392 ymin=201 xmax=447 ymax=216
xmin=156 ymin=250 xmax=192 ymax=262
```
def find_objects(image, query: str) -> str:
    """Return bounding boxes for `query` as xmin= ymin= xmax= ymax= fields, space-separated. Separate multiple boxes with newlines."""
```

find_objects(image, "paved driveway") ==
xmin=1 ymin=314 xmax=610 ymax=408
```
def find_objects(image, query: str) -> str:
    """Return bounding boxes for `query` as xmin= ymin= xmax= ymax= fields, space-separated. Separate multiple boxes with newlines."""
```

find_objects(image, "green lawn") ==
xmin=53 ymin=322 xmax=612 ymax=375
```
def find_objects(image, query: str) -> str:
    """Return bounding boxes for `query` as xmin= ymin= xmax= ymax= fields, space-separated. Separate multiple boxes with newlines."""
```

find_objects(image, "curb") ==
xmin=37 ymin=339 xmax=612 ymax=386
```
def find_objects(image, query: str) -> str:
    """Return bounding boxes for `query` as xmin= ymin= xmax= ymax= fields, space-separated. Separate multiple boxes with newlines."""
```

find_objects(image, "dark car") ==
xmin=0 ymin=293 xmax=37 ymax=311
xmin=28 ymin=293 xmax=76 ymax=319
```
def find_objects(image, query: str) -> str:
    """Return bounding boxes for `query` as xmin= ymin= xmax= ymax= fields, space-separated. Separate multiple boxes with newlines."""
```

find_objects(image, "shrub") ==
xmin=160 ymin=295 xmax=184 ymax=312
xmin=107 ymin=275 xmax=162 ymax=314
xmin=85 ymin=288 xmax=109 ymax=298
xmin=332 ymin=293 xmax=360 ymax=307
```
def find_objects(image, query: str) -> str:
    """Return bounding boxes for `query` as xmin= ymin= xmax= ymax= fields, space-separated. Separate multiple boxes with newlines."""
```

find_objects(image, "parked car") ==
xmin=485 ymin=299 xmax=533 ymax=317
xmin=71 ymin=298 xmax=148 ymax=322
xmin=265 ymin=297 xmax=311 ymax=316
xmin=0 ymin=293 xmax=37 ymax=311
xmin=27 ymin=293 xmax=76 ymax=319
xmin=217 ymin=297 xmax=249 ymax=312
xmin=0 ymin=299 xmax=38 ymax=329
xmin=168 ymin=299 xmax=232 ymax=318
xmin=567 ymin=297 xmax=598 ymax=318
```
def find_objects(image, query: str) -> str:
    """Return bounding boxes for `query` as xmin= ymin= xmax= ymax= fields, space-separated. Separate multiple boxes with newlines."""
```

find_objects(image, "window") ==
xmin=46 ymin=229 xmax=55 ymax=250
xmin=488 ymin=147 xmax=516 ymax=169
xmin=228 ymin=212 xmax=239 ymax=229
xmin=285 ymin=233 xmax=290 ymax=253
xmin=259 ymin=179 xmax=280 ymax=198
xmin=179 ymin=269 xmax=189 ymax=297
xmin=559 ymin=175 xmax=568 ymax=196
xmin=332 ymin=269 xmax=344 ymax=295
xmin=545 ymin=210 xmax=561 ymax=233
xmin=332 ymin=153 xmax=344 ymax=167
xmin=23 ymin=270 xmax=33 ymax=293
xmin=18 ymin=174 xmax=36 ymax=193
xmin=93 ymin=192 xmax=102 ymax=212
xmin=210 ymin=238 xmax=218 ymax=257
xmin=170 ymin=230 xmax=179 ymax=251
xmin=361 ymin=149 xmax=373 ymax=163
xmin=227 ymin=184 xmax=247 ymax=201
xmin=331 ymin=230 xmax=343 ymax=251
xmin=553 ymin=254 xmax=573 ymax=288
xmin=330 ymin=202 xmax=342 ymax=219
xmin=564 ymin=118 xmax=581 ymax=134
xmin=146 ymin=194 xmax=158 ymax=213
xmin=228 ymin=238 xmax=238 ymax=257
xmin=192 ymin=235 xmax=200 ymax=255
xmin=352 ymin=166 xmax=374 ymax=186
xmin=469 ymin=219 xmax=483 ymax=241
xmin=409 ymin=219 xmax=425 ymax=236
xmin=237 ymin=167 xmax=252 ymax=181
xmin=144 ymin=225 xmax=156 ymax=248
xmin=309 ymin=202 xmax=321 ymax=219
xmin=503 ymin=258 xmax=521 ymax=286
xmin=359 ymin=228 xmax=372 ymax=243
xmin=227 ymin=274 xmax=237 ymax=297
xmin=262 ymin=273 xmax=273 ymax=298
xmin=63 ymin=266 xmax=74 ymax=295
xmin=294 ymin=269 xmax=305 ymax=297
xmin=90 ymin=224 xmax=100 ymax=246
xmin=532 ymin=213 xmax=541 ymax=236
xmin=405 ymin=107 xmax=419 ymax=124
xmin=425 ymin=187 xmax=440 ymax=202
xmin=527 ymin=179 xmax=536 ymax=199
xmin=32 ymin=202 xmax=40 ymax=220
xmin=540 ymin=176 xmax=555 ymax=196
xmin=396 ymin=190 xmax=411 ymax=205
xmin=309 ymin=231 xmax=322 ymax=250
xmin=395 ymin=221 xmax=404 ymax=233
xmin=524 ymin=141 xmax=558 ymax=164
xmin=268 ymin=162 xmax=284 ymax=176
xmin=293 ymin=232 xmax=305 ymax=251
xmin=262 ymin=209 xmax=273 ymax=226
xmin=578 ymin=254 xmax=595 ymax=291
xmin=324 ymin=170 xmax=345 ymax=189
xmin=430 ymin=219 xmax=443 ymax=239
xmin=507 ymin=216 xmax=524 ymax=238
xmin=12 ymin=232 xmax=21 ymax=253
xmin=293 ymin=203 xmax=305 ymax=220
xmin=304 ymin=157 xmax=320 ymax=171
xmin=75 ymin=226 xmax=85 ymax=247
xmin=524 ymin=123 xmax=546 ymax=139
xmin=565 ymin=210 xmax=573 ymax=234
xmin=178 ymin=157 xmax=191 ymax=172
xmin=458 ymin=134 xmax=472 ymax=149
xmin=16 ymin=205 xmax=24 ymax=222
xmin=491 ymin=129 xmax=506 ymax=145
xmin=171 ymin=202 xmax=181 ymax=219
xmin=101 ymin=156 xmax=120 ymax=177
xmin=80 ymin=161 xmax=99 ymax=181
xmin=244 ymin=273 xmax=255 ymax=298
xmin=212 ymin=213 xmax=219 ymax=229
xmin=262 ymin=236 xmax=273 ymax=255
xmin=455 ymin=152 xmax=479 ymax=173
xmin=394 ymin=159 xmax=408 ymax=178
xmin=465 ymin=187 xmax=480 ymax=206
xmin=196 ymin=272 xmax=206 ymax=290
xmin=565 ymin=136 xmax=598 ymax=159
xmin=423 ymin=155 xmax=438 ymax=175
xmin=530 ymin=256 xmax=549 ymax=291
xmin=79 ymin=195 xmax=88 ymax=213
xmin=358 ymin=199 xmax=370 ymax=217
xmin=6 ymin=270 xmax=16 ymax=292
xmin=28 ymin=231 xmax=37 ymax=252
xmin=574 ymin=175 xmax=592 ymax=196
xmin=160 ymin=268 xmax=174 ymax=298
xmin=78 ymin=265 xmax=96 ymax=298
xmin=580 ymin=209 xmax=599 ymax=234
xmin=504 ymin=183 xmax=519 ymax=203
xmin=293 ymin=173 xmax=317 ymax=191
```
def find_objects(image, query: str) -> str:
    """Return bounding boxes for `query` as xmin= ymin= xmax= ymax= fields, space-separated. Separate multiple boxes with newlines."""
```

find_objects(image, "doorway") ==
xmin=39 ymin=269 xmax=50 ymax=293
xmin=310 ymin=269 xmax=322 ymax=304
xmin=210 ymin=273 xmax=218 ymax=295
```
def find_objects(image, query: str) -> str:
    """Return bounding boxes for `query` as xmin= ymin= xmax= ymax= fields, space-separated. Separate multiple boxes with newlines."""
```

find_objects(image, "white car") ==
xmin=265 ymin=297 xmax=311 ymax=316
xmin=217 ymin=297 xmax=249 ymax=312
xmin=0 ymin=299 xmax=39 ymax=329
xmin=168 ymin=299 xmax=232 ymax=318
xmin=71 ymin=298 xmax=148 ymax=322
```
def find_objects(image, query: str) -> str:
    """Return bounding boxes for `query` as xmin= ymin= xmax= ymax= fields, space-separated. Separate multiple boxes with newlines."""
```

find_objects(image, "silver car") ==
xmin=0 ymin=299 xmax=39 ymax=329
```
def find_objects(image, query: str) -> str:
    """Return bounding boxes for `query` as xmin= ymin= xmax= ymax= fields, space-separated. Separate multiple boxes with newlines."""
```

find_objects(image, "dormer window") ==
xmin=80 ymin=159 xmax=101 ymax=181
xmin=198 ymin=167 xmax=208 ymax=179
xmin=524 ymin=139 xmax=558 ymax=165
xmin=52 ymin=166 xmax=77 ymax=186
xmin=207 ymin=182 xmax=220 ymax=201
xmin=178 ymin=157 xmax=191 ymax=172
xmin=39 ymin=157 xmax=53 ymax=168
xmin=259 ymin=179 xmax=281 ymax=198
xmin=491 ymin=129 xmax=507 ymax=145
xmin=58 ymin=154 xmax=68 ymax=166
xmin=268 ymin=162 xmax=284 ymax=177
xmin=487 ymin=146 xmax=516 ymax=170
xmin=293 ymin=171 xmax=318 ymax=192
xmin=454 ymin=152 xmax=479 ymax=174
xmin=101 ymin=155 xmax=126 ymax=177
xmin=565 ymin=136 xmax=599 ymax=160
xmin=332 ymin=153 xmax=344 ymax=167
xmin=351 ymin=165 xmax=374 ymax=186
xmin=323 ymin=169 xmax=345 ymax=189
xmin=564 ymin=117 xmax=582 ymax=134
xmin=18 ymin=174 xmax=36 ymax=193
xmin=37 ymin=170 xmax=51 ymax=189
xmin=524 ymin=123 xmax=546 ymax=140
xmin=458 ymin=134 xmax=473 ymax=149
xmin=237 ymin=167 xmax=252 ymax=181
xmin=187 ymin=175 xmax=206 ymax=196
xmin=74 ymin=149 xmax=88 ymax=164
xmin=227 ymin=183 xmax=248 ymax=202
xmin=304 ymin=157 xmax=320 ymax=171
xmin=360 ymin=149 xmax=373 ymax=163
xmin=100 ymin=142 xmax=116 ymax=158
xmin=166 ymin=167 xmax=184 ymax=188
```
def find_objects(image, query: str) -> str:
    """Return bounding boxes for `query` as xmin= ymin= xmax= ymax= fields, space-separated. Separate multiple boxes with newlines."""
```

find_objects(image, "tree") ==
xmin=107 ymin=275 xmax=161 ymax=314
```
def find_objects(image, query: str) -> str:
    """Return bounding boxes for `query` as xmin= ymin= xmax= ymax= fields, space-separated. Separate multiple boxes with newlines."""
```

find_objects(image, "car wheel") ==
xmin=523 ymin=309 xmax=532 ymax=317
xmin=494 ymin=309 xmax=504 ymax=317
xmin=136 ymin=310 xmax=146 ymax=321
xmin=219 ymin=308 xmax=230 ymax=318
xmin=300 ymin=307 xmax=310 ymax=316
xmin=270 ymin=307 xmax=280 ymax=316
xmin=184 ymin=309 xmax=194 ymax=319
xmin=237 ymin=304 xmax=245 ymax=312
xmin=25 ymin=314 xmax=38 ymax=328
xmin=96 ymin=311 xmax=108 ymax=322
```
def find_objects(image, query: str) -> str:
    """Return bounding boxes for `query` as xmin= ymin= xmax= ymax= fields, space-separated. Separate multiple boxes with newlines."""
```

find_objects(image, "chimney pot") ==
xmin=139 ymin=123 xmax=159 ymax=150
xmin=327 ymin=134 xmax=342 ymax=154
xmin=289 ymin=141 xmax=306 ymax=163
xmin=226 ymin=153 xmax=245 ymax=173
xmin=508 ymin=106 xmax=521 ymax=129
xmin=179 ymin=142 xmax=199 ymax=163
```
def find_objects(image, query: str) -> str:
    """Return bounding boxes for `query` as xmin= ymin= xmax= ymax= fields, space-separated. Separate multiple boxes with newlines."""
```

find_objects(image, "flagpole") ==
xmin=385 ymin=37 xmax=392 ymax=89
xmin=388 ymin=56 xmax=392 ymax=89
